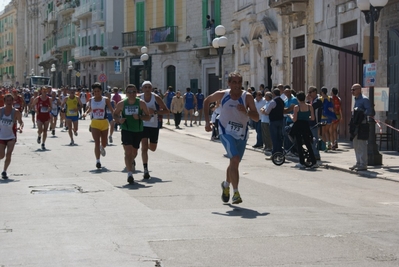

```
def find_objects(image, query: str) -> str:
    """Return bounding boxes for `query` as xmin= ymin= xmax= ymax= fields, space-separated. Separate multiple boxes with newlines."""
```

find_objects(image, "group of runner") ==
xmin=0 ymin=81 xmax=169 ymax=185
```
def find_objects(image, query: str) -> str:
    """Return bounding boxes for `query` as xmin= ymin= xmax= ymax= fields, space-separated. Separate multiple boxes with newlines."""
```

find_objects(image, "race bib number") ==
xmin=124 ymin=106 xmax=138 ymax=115
xmin=93 ymin=108 xmax=105 ymax=118
xmin=226 ymin=121 xmax=244 ymax=138
xmin=14 ymin=104 xmax=20 ymax=108
xmin=40 ymin=106 xmax=49 ymax=113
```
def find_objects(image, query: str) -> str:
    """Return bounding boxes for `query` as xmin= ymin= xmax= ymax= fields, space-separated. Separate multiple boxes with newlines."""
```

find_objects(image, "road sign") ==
xmin=363 ymin=63 xmax=376 ymax=87
xmin=98 ymin=73 xmax=107 ymax=83
xmin=75 ymin=72 xmax=81 ymax=78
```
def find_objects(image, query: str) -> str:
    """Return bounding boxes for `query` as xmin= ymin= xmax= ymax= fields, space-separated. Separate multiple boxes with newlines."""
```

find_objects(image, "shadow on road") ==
xmin=212 ymin=204 xmax=270 ymax=219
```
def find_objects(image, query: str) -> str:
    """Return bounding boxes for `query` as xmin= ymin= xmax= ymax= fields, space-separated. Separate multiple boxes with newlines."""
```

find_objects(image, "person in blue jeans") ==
xmin=253 ymin=91 xmax=266 ymax=148
xmin=306 ymin=86 xmax=323 ymax=161
xmin=283 ymin=88 xmax=298 ymax=151
xmin=261 ymin=88 xmax=284 ymax=158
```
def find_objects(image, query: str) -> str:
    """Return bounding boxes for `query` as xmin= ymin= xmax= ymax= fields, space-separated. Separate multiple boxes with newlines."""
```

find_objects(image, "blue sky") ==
xmin=0 ymin=0 xmax=10 ymax=12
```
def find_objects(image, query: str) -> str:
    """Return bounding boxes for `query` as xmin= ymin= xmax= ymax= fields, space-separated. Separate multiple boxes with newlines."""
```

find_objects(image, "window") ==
xmin=294 ymin=35 xmax=305 ymax=50
xmin=342 ymin=20 xmax=357 ymax=39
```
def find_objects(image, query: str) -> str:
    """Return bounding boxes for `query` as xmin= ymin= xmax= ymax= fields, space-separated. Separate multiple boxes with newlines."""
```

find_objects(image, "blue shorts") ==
xmin=107 ymin=113 xmax=113 ymax=122
xmin=66 ymin=115 xmax=79 ymax=122
xmin=321 ymin=118 xmax=332 ymax=124
xmin=219 ymin=134 xmax=247 ymax=161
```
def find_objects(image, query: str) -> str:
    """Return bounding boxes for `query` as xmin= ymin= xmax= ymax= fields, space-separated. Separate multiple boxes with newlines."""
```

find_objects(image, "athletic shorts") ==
xmin=66 ymin=115 xmax=79 ymax=122
xmin=37 ymin=113 xmax=51 ymax=123
xmin=142 ymin=127 xmax=159 ymax=144
xmin=121 ymin=129 xmax=142 ymax=149
xmin=321 ymin=118 xmax=332 ymax=124
xmin=219 ymin=134 xmax=247 ymax=161
xmin=91 ymin=119 xmax=109 ymax=131
xmin=332 ymin=114 xmax=341 ymax=124
xmin=106 ymin=113 xmax=113 ymax=122
xmin=0 ymin=139 xmax=16 ymax=146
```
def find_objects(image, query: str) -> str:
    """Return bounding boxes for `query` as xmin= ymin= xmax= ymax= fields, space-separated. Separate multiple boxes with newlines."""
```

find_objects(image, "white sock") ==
xmin=223 ymin=181 xmax=230 ymax=188
xmin=128 ymin=172 xmax=132 ymax=177
xmin=96 ymin=159 xmax=100 ymax=163
xmin=233 ymin=189 xmax=239 ymax=193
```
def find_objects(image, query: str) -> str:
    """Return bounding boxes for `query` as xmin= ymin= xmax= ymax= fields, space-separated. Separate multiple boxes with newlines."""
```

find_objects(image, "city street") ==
xmin=1 ymin=117 xmax=399 ymax=267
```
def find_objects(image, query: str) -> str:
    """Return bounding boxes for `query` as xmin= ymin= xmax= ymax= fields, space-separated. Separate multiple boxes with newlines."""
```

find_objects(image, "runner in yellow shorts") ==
xmin=83 ymin=83 xmax=114 ymax=169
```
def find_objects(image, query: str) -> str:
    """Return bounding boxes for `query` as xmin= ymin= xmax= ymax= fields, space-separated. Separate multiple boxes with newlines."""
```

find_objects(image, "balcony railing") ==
xmin=91 ymin=47 xmax=124 ymax=59
xmin=48 ymin=11 xmax=57 ymax=23
xmin=41 ymin=49 xmax=53 ymax=62
xmin=269 ymin=0 xmax=308 ymax=8
xmin=57 ymin=36 xmax=76 ymax=48
xmin=150 ymin=26 xmax=178 ymax=44
xmin=57 ymin=2 xmax=75 ymax=16
xmin=74 ymin=46 xmax=91 ymax=59
xmin=122 ymin=31 xmax=146 ymax=47
xmin=74 ymin=2 xmax=92 ymax=19
xmin=92 ymin=10 xmax=104 ymax=25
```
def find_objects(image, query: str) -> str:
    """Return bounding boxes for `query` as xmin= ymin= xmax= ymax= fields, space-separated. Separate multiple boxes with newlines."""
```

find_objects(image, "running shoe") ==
xmin=96 ymin=162 xmax=101 ymax=169
xmin=1 ymin=171 xmax=8 ymax=179
xmin=221 ymin=182 xmax=230 ymax=203
xmin=232 ymin=192 xmax=242 ymax=204
xmin=100 ymin=146 xmax=106 ymax=157
xmin=70 ymin=140 xmax=74 ymax=146
xmin=143 ymin=171 xmax=150 ymax=179
xmin=52 ymin=129 xmax=55 ymax=136
xmin=109 ymin=135 xmax=113 ymax=144
xmin=166 ymin=122 xmax=170 ymax=125
xmin=127 ymin=175 xmax=134 ymax=184
xmin=74 ymin=131 xmax=78 ymax=136
xmin=41 ymin=143 xmax=46 ymax=150
xmin=190 ymin=123 xmax=193 ymax=127
xmin=37 ymin=136 xmax=41 ymax=144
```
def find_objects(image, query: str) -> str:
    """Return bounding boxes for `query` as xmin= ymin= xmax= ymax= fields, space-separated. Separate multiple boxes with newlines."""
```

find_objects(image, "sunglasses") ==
xmin=351 ymin=88 xmax=359 ymax=91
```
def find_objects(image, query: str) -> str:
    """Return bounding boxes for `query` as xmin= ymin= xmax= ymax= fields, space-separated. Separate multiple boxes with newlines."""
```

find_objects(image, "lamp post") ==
xmin=140 ymin=46 xmax=149 ymax=81
xmin=357 ymin=0 xmax=388 ymax=166
xmin=212 ymin=25 xmax=228 ymax=90
xmin=39 ymin=66 xmax=44 ymax=76
xmin=68 ymin=61 xmax=73 ymax=87
xmin=31 ymin=68 xmax=35 ymax=76
xmin=51 ymin=64 xmax=56 ymax=88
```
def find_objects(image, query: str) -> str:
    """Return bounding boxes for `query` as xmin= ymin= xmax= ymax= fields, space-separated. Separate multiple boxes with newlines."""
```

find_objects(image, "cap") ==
xmin=142 ymin=81 xmax=152 ymax=87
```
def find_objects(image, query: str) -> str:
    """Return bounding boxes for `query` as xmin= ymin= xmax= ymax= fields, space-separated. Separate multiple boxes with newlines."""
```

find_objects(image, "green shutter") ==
xmin=63 ymin=51 xmax=67 ymax=64
xmin=202 ymin=0 xmax=208 ymax=28
xmin=136 ymin=2 xmax=145 ymax=31
xmin=215 ymin=0 xmax=221 ymax=26
xmin=165 ymin=0 xmax=174 ymax=26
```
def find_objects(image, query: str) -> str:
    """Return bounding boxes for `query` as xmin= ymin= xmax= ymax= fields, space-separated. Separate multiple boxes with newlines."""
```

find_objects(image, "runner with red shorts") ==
xmin=32 ymin=87 xmax=52 ymax=150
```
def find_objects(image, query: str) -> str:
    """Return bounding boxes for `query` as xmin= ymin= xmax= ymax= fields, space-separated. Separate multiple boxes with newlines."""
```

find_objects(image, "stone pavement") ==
xmin=160 ymin=117 xmax=399 ymax=182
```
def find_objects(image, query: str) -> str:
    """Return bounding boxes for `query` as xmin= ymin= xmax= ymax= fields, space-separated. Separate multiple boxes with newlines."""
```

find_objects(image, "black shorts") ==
xmin=142 ymin=127 xmax=159 ymax=144
xmin=121 ymin=130 xmax=142 ymax=149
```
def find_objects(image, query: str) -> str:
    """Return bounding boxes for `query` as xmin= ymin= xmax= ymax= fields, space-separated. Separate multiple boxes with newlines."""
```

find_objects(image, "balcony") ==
xmin=57 ymin=36 xmax=76 ymax=49
xmin=58 ymin=2 xmax=75 ymax=16
xmin=74 ymin=2 xmax=92 ymax=20
xmin=269 ymin=0 xmax=307 ymax=14
xmin=92 ymin=10 xmax=105 ymax=26
xmin=150 ymin=26 xmax=178 ymax=44
xmin=48 ymin=11 xmax=57 ymax=24
xmin=41 ymin=49 xmax=53 ymax=63
xmin=74 ymin=46 xmax=91 ymax=61
xmin=122 ymin=31 xmax=146 ymax=48
xmin=91 ymin=47 xmax=124 ymax=61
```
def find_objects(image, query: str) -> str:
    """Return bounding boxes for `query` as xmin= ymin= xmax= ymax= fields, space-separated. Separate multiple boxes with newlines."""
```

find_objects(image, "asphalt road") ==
xmin=1 ymin=118 xmax=398 ymax=266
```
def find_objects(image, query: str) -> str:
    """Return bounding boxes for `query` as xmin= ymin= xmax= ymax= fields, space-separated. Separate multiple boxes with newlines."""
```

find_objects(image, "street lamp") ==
xmin=212 ymin=25 xmax=228 ymax=90
xmin=31 ymin=68 xmax=35 ymax=76
xmin=51 ymin=64 xmax=56 ymax=88
xmin=140 ymin=46 xmax=149 ymax=80
xmin=39 ymin=66 xmax=44 ymax=75
xmin=357 ymin=0 xmax=388 ymax=166
xmin=68 ymin=61 xmax=73 ymax=87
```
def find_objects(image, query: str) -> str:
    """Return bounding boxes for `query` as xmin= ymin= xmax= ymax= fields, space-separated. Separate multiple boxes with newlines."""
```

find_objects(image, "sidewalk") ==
xmin=160 ymin=118 xmax=399 ymax=182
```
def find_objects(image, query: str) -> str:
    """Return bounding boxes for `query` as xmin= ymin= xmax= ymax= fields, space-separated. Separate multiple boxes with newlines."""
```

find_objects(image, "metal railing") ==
xmin=150 ymin=26 xmax=178 ymax=43
xmin=122 ymin=31 xmax=147 ymax=47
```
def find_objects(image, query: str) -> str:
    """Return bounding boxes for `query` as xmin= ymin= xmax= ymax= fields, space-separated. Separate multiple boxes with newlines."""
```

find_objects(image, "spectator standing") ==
xmin=260 ymin=92 xmax=273 ymax=152
xmin=306 ymin=86 xmax=323 ymax=160
xmin=263 ymin=88 xmax=285 ymax=159
xmin=194 ymin=89 xmax=205 ymax=125
xmin=171 ymin=90 xmax=184 ymax=129
xmin=331 ymin=87 xmax=342 ymax=150
xmin=283 ymin=88 xmax=298 ymax=152
xmin=320 ymin=87 xmax=337 ymax=151
xmin=253 ymin=91 xmax=266 ymax=148
xmin=163 ymin=86 xmax=175 ymax=125
xmin=183 ymin=87 xmax=197 ymax=127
